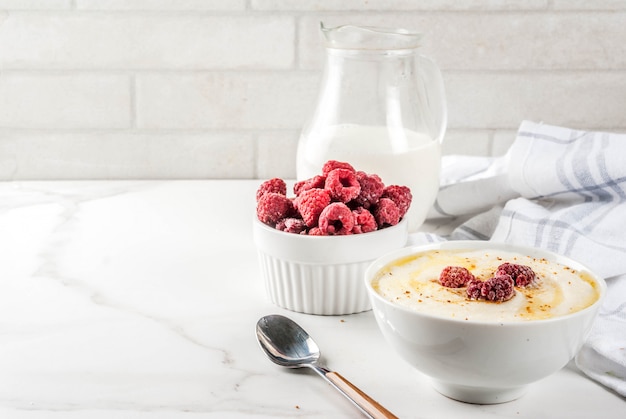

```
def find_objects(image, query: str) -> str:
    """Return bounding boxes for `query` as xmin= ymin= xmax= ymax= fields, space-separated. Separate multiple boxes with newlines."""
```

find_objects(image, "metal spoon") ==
xmin=256 ymin=314 xmax=398 ymax=419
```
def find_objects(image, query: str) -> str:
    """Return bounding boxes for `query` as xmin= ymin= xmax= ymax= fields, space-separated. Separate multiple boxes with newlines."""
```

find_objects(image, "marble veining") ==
xmin=0 ymin=180 xmax=623 ymax=418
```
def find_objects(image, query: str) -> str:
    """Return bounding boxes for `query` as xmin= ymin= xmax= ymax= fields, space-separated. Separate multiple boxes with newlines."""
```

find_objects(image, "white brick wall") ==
xmin=0 ymin=1 xmax=625 ymax=179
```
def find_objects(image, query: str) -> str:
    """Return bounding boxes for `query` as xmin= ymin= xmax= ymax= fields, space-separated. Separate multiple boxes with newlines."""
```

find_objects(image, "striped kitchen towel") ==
xmin=410 ymin=120 xmax=626 ymax=397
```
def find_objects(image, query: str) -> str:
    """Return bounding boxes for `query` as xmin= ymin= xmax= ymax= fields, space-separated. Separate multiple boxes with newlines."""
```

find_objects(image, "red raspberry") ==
xmin=481 ymin=274 xmax=516 ymax=302
xmin=321 ymin=160 xmax=355 ymax=175
xmin=439 ymin=266 xmax=475 ymax=288
xmin=466 ymin=276 xmax=516 ymax=302
xmin=351 ymin=207 xmax=378 ymax=234
xmin=325 ymin=168 xmax=361 ymax=203
xmin=275 ymin=218 xmax=307 ymax=234
xmin=256 ymin=193 xmax=294 ymax=226
xmin=382 ymin=185 xmax=412 ymax=219
xmin=496 ymin=263 xmax=537 ymax=287
xmin=294 ymin=175 xmax=326 ymax=196
xmin=318 ymin=202 xmax=355 ymax=235
xmin=308 ymin=227 xmax=325 ymax=236
xmin=256 ymin=178 xmax=287 ymax=201
xmin=466 ymin=278 xmax=484 ymax=300
xmin=294 ymin=188 xmax=331 ymax=227
xmin=354 ymin=171 xmax=385 ymax=209
xmin=373 ymin=197 xmax=400 ymax=226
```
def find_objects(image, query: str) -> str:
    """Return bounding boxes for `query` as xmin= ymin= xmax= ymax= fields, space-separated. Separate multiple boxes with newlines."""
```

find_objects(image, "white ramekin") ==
xmin=253 ymin=217 xmax=408 ymax=315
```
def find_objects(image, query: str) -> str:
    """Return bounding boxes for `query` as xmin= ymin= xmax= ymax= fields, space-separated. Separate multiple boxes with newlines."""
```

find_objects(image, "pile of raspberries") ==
xmin=256 ymin=160 xmax=412 ymax=235
xmin=439 ymin=262 xmax=537 ymax=302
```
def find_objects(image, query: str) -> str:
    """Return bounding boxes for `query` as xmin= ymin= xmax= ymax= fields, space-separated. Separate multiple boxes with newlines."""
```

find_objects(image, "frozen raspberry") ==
xmin=322 ymin=160 xmax=355 ymax=175
xmin=481 ymin=274 xmax=516 ymax=302
xmin=256 ymin=178 xmax=287 ymax=201
xmin=294 ymin=175 xmax=326 ymax=196
xmin=382 ymin=185 xmax=412 ymax=218
xmin=466 ymin=278 xmax=484 ymax=300
xmin=294 ymin=188 xmax=331 ymax=227
xmin=325 ymin=168 xmax=361 ymax=203
xmin=496 ymin=263 xmax=537 ymax=287
xmin=308 ymin=227 xmax=325 ymax=236
xmin=373 ymin=197 xmax=400 ymax=226
xmin=351 ymin=207 xmax=378 ymax=234
xmin=256 ymin=193 xmax=294 ymax=226
xmin=318 ymin=202 xmax=355 ymax=235
xmin=353 ymin=171 xmax=385 ymax=209
xmin=275 ymin=218 xmax=307 ymax=234
xmin=439 ymin=266 xmax=475 ymax=288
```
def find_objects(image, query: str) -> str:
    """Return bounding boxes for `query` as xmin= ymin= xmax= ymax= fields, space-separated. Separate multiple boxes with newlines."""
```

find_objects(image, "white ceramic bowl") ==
xmin=253 ymin=217 xmax=408 ymax=315
xmin=364 ymin=241 xmax=606 ymax=404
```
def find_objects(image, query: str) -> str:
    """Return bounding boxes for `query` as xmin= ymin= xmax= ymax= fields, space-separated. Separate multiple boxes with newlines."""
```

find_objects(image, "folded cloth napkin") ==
xmin=410 ymin=120 xmax=626 ymax=397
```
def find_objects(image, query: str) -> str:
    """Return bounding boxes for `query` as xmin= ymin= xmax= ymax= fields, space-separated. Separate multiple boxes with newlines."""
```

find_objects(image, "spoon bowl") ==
xmin=256 ymin=314 xmax=321 ymax=368
xmin=256 ymin=314 xmax=398 ymax=419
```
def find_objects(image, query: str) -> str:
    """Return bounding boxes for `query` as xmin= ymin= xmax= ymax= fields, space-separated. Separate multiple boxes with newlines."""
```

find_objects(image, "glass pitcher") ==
xmin=296 ymin=23 xmax=447 ymax=232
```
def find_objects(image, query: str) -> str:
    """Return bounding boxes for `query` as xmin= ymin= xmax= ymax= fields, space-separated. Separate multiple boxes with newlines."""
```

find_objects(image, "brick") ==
xmin=136 ymin=72 xmax=318 ymax=130
xmin=252 ymin=0 xmax=547 ymax=11
xmin=256 ymin=130 xmax=299 ymax=179
xmin=0 ymin=14 xmax=294 ymax=69
xmin=298 ymin=13 xmax=626 ymax=70
xmin=552 ymin=0 xmax=626 ymax=10
xmin=76 ymin=0 xmax=245 ymax=10
xmin=0 ymin=0 xmax=70 ymax=9
xmin=0 ymin=74 xmax=130 ymax=129
xmin=0 ymin=131 xmax=255 ymax=179
xmin=444 ymin=72 xmax=626 ymax=130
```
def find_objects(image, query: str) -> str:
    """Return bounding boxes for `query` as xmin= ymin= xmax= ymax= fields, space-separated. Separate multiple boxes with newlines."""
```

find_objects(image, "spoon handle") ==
xmin=320 ymin=368 xmax=399 ymax=419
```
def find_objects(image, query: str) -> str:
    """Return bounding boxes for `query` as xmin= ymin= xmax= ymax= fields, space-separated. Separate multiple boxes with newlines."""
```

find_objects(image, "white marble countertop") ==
xmin=1 ymin=180 xmax=624 ymax=418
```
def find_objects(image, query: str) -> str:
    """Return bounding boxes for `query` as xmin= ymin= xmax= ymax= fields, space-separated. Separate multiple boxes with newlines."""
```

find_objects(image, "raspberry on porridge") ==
xmin=496 ymin=262 xmax=538 ymax=287
xmin=440 ymin=266 xmax=475 ymax=288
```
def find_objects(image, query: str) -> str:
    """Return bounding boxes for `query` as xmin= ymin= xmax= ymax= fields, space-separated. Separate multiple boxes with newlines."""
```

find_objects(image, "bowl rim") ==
xmin=364 ymin=240 xmax=607 ymax=326
xmin=252 ymin=215 xmax=407 ymax=240
xmin=252 ymin=216 xmax=409 ymax=264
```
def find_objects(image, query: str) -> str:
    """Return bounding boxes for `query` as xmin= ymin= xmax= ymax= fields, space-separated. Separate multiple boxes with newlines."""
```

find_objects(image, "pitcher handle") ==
xmin=416 ymin=55 xmax=447 ymax=143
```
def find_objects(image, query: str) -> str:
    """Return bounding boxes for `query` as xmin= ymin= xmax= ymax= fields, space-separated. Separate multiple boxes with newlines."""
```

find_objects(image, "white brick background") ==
xmin=0 ymin=0 xmax=625 ymax=179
